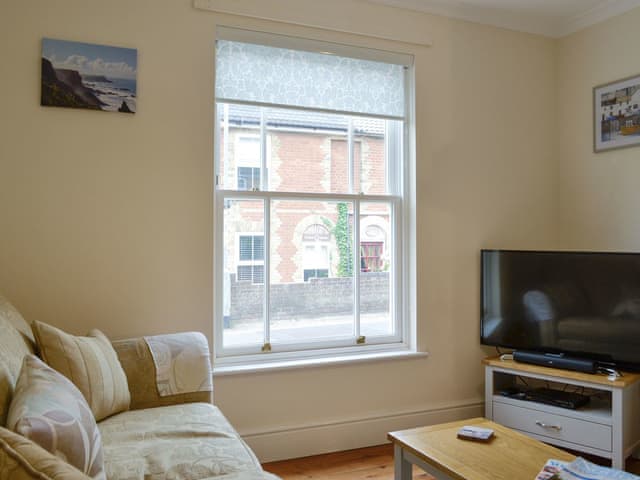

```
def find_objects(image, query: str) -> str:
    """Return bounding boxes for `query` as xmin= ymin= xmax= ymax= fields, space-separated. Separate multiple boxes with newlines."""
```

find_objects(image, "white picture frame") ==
xmin=594 ymin=74 xmax=640 ymax=153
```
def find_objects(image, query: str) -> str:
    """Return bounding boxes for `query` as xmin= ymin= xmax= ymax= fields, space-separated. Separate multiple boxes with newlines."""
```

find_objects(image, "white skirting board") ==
xmin=241 ymin=400 xmax=484 ymax=463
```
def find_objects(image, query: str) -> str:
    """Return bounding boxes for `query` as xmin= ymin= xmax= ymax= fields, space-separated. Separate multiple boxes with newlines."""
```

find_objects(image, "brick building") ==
xmin=219 ymin=104 xmax=390 ymax=285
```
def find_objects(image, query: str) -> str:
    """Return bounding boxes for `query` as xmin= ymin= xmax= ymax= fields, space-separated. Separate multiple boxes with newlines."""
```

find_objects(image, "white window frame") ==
xmin=213 ymin=29 xmax=417 ymax=369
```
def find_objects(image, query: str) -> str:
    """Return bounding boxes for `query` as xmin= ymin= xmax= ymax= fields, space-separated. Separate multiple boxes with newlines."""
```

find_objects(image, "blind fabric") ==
xmin=215 ymin=39 xmax=406 ymax=119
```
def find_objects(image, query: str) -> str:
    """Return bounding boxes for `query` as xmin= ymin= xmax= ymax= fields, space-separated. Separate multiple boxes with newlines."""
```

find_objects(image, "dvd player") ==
xmin=523 ymin=387 xmax=590 ymax=410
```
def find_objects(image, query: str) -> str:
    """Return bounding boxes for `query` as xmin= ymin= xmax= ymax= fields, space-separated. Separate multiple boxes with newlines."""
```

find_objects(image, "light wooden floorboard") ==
xmin=263 ymin=444 xmax=430 ymax=480
xmin=263 ymin=443 xmax=640 ymax=479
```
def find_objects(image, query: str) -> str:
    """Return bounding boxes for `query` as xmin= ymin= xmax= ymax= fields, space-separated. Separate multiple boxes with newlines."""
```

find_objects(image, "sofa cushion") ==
xmin=0 ymin=297 xmax=34 ymax=428
xmin=0 ymin=426 xmax=91 ymax=480
xmin=6 ymin=355 xmax=105 ymax=480
xmin=99 ymin=403 xmax=262 ymax=480
xmin=112 ymin=336 xmax=212 ymax=411
xmin=32 ymin=321 xmax=130 ymax=421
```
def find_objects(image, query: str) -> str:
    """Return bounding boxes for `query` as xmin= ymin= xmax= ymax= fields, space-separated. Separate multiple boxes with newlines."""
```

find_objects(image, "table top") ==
xmin=483 ymin=356 xmax=640 ymax=388
xmin=388 ymin=418 xmax=575 ymax=480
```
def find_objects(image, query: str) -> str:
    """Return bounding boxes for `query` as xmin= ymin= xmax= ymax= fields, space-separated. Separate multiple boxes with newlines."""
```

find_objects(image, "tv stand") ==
xmin=484 ymin=356 xmax=640 ymax=469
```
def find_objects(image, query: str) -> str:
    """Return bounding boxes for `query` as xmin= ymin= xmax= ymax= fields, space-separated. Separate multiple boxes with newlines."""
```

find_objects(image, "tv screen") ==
xmin=481 ymin=249 xmax=640 ymax=371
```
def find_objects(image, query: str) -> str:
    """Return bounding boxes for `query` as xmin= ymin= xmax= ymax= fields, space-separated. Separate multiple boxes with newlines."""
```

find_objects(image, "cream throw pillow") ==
xmin=32 ymin=321 xmax=130 ymax=421
xmin=7 ymin=355 xmax=105 ymax=479
xmin=1 ymin=425 xmax=93 ymax=480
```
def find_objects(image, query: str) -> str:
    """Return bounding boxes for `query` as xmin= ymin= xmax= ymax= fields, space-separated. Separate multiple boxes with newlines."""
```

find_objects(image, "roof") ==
xmin=223 ymin=103 xmax=386 ymax=136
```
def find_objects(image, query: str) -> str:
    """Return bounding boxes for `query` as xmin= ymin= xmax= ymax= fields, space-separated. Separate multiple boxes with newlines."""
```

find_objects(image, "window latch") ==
xmin=261 ymin=342 xmax=272 ymax=352
xmin=356 ymin=335 xmax=366 ymax=345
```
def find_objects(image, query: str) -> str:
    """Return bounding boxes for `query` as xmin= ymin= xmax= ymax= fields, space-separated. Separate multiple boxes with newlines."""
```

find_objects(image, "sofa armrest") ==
xmin=0 ymin=426 xmax=91 ymax=480
xmin=112 ymin=334 xmax=212 ymax=411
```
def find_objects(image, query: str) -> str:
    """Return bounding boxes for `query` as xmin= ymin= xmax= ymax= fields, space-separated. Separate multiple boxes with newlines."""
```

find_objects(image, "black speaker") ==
xmin=513 ymin=351 xmax=597 ymax=374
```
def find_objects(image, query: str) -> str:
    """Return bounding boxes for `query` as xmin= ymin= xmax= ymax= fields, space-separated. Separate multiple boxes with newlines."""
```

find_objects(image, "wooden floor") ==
xmin=263 ymin=443 xmax=640 ymax=480
xmin=263 ymin=444 xmax=430 ymax=480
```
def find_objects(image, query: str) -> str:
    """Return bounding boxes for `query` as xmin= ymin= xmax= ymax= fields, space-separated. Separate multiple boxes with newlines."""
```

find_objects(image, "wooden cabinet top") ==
xmin=483 ymin=356 xmax=640 ymax=388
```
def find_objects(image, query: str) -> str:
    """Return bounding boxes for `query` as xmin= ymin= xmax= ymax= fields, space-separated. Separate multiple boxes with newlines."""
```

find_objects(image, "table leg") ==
xmin=394 ymin=444 xmax=413 ymax=480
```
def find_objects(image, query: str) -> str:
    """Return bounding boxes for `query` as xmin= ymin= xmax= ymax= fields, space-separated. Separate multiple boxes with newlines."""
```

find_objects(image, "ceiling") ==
xmin=365 ymin=0 xmax=640 ymax=37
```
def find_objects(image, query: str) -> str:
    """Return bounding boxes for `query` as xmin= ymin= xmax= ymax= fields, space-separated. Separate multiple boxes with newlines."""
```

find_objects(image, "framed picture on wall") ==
xmin=41 ymin=38 xmax=137 ymax=114
xmin=594 ymin=74 xmax=640 ymax=152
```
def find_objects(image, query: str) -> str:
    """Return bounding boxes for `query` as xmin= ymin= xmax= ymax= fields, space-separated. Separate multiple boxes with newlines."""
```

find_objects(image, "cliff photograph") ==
xmin=41 ymin=38 xmax=137 ymax=114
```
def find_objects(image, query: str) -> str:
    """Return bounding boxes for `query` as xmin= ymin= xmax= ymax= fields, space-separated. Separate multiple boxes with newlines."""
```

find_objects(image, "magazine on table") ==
xmin=535 ymin=458 xmax=640 ymax=480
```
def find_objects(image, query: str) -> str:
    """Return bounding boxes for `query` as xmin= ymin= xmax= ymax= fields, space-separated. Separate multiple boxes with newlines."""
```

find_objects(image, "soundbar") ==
xmin=513 ymin=351 xmax=597 ymax=373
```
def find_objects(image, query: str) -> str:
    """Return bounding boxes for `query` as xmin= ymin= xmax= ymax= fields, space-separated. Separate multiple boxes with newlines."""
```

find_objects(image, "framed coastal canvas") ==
xmin=594 ymin=74 xmax=640 ymax=152
xmin=41 ymin=38 xmax=137 ymax=114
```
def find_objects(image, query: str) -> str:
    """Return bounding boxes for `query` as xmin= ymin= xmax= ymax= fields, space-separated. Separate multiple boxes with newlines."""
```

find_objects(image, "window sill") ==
xmin=213 ymin=349 xmax=428 ymax=376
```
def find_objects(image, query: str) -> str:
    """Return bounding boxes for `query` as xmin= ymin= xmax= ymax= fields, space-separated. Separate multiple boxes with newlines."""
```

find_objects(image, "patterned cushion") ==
xmin=0 ymin=296 xmax=34 ymax=428
xmin=0 ymin=426 xmax=91 ymax=480
xmin=32 ymin=321 xmax=130 ymax=421
xmin=6 ymin=355 xmax=105 ymax=479
xmin=111 ymin=337 xmax=211 ymax=411
xmin=144 ymin=332 xmax=213 ymax=397
xmin=99 ymin=403 xmax=262 ymax=480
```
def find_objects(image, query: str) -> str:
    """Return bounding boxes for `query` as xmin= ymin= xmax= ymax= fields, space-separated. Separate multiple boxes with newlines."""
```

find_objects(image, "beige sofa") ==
xmin=0 ymin=295 xmax=279 ymax=480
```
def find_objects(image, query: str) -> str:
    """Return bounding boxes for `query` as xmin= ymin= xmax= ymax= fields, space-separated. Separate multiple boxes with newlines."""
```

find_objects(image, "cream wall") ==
xmin=0 ymin=0 xmax=557 ymax=461
xmin=557 ymin=7 xmax=640 ymax=250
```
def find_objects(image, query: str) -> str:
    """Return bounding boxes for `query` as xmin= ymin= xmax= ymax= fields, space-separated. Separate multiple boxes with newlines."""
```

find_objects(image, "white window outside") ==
xmin=235 ymin=135 xmax=270 ymax=191
xmin=237 ymin=233 xmax=264 ymax=284
xmin=214 ymin=27 xmax=415 ymax=366
xmin=302 ymin=224 xmax=330 ymax=282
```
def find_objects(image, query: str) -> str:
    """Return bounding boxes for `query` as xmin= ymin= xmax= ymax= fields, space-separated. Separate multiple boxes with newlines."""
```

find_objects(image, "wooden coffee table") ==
xmin=388 ymin=418 xmax=575 ymax=480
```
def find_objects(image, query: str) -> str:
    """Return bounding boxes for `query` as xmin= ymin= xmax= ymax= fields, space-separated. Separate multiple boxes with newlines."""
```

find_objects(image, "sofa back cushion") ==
xmin=0 ymin=295 xmax=34 ymax=428
xmin=32 ymin=321 xmax=130 ymax=421
xmin=7 ymin=355 xmax=105 ymax=479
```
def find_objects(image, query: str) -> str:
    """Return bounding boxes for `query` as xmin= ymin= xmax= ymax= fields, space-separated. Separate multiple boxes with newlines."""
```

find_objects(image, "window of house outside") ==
xmin=302 ymin=224 xmax=330 ymax=282
xmin=237 ymin=234 xmax=264 ymax=284
xmin=214 ymin=27 xmax=415 ymax=365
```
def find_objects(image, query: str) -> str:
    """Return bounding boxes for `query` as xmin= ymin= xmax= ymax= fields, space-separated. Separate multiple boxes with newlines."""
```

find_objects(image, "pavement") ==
xmin=223 ymin=313 xmax=392 ymax=347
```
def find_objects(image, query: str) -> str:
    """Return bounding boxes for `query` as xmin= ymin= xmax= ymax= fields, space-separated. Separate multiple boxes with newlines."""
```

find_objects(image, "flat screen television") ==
xmin=481 ymin=249 xmax=640 ymax=371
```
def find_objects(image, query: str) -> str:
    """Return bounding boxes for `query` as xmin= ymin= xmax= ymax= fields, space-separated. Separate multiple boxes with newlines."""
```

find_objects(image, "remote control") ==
xmin=456 ymin=426 xmax=494 ymax=442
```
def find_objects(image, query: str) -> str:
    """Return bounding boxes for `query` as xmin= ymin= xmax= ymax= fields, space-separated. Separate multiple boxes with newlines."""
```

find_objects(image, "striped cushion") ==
xmin=32 ymin=322 xmax=130 ymax=421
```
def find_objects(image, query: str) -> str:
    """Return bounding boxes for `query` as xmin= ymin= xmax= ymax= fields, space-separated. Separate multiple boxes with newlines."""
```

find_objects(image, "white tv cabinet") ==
xmin=484 ymin=357 xmax=640 ymax=469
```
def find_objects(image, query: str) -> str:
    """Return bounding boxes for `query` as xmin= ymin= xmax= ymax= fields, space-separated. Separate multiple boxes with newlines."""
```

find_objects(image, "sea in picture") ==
xmin=82 ymin=76 xmax=137 ymax=112
xmin=41 ymin=38 xmax=137 ymax=114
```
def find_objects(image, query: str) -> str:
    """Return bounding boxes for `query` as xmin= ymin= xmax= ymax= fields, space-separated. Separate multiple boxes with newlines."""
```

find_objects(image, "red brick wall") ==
xmin=220 ymin=127 xmax=388 ymax=283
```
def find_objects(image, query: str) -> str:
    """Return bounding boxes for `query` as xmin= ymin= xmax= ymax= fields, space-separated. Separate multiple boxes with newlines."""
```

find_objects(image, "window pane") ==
xmin=360 ymin=202 xmax=393 ymax=337
xmin=354 ymin=117 xmax=390 ymax=195
xmin=218 ymin=103 xmax=263 ymax=191
xmin=266 ymin=106 xmax=349 ymax=194
xmin=269 ymin=199 xmax=354 ymax=344
xmin=218 ymin=104 xmax=393 ymax=195
xmin=237 ymin=167 xmax=260 ymax=191
xmin=223 ymin=198 xmax=264 ymax=348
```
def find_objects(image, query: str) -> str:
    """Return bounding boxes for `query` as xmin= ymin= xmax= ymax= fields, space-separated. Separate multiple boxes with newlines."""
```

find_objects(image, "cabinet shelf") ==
xmin=491 ymin=395 xmax=612 ymax=425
